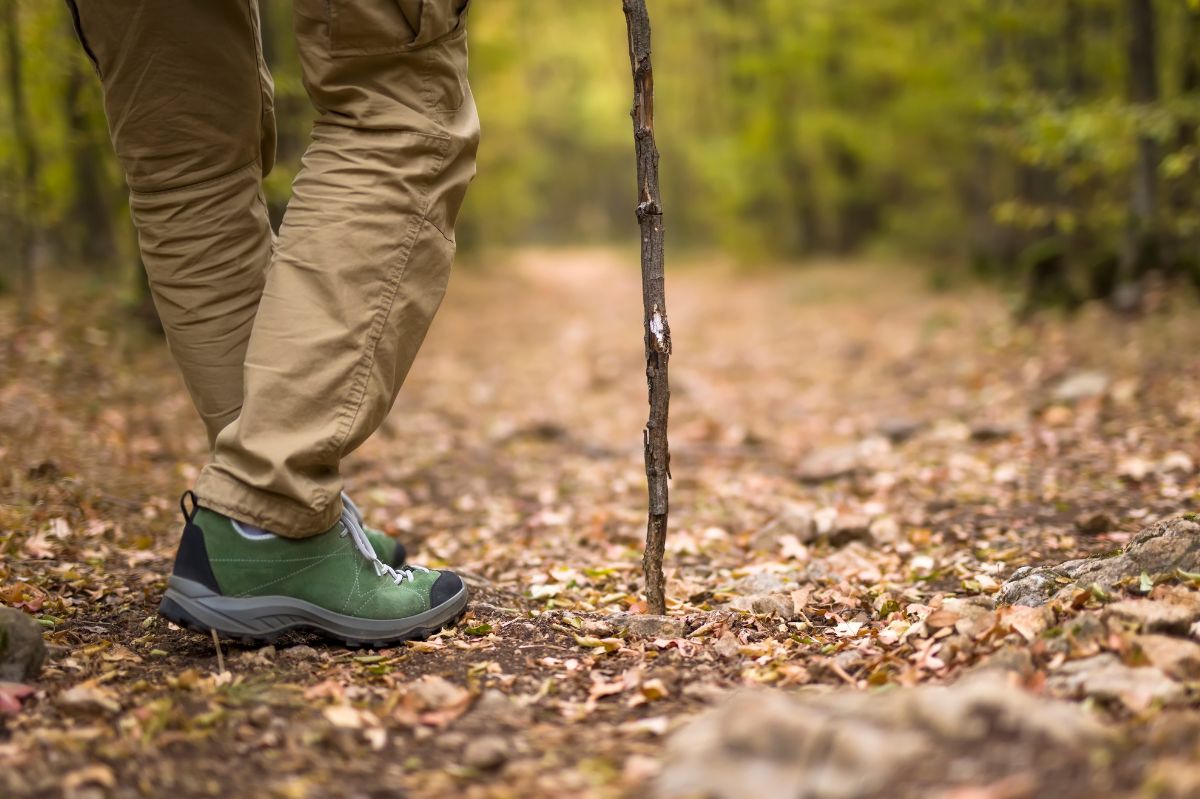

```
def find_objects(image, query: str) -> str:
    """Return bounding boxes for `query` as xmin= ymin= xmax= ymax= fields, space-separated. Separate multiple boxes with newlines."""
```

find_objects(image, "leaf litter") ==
xmin=2 ymin=251 xmax=1200 ymax=797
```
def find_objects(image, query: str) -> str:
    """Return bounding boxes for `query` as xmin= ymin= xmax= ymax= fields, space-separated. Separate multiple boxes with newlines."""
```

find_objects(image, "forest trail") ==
xmin=4 ymin=249 xmax=1200 ymax=798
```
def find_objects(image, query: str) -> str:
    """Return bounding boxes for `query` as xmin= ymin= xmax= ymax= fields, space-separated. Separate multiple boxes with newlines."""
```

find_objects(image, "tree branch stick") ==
xmin=623 ymin=0 xmax=672 ymax=616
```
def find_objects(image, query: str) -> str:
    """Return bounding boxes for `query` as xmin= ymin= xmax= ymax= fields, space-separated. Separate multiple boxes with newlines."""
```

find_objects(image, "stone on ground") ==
xmin=997 ymin=515 xmax=1200 ymax=606
xmin=620 ymin=614 xmax=685 ymax=640
xmin=1051 ymin=370 xmax=1109 ymax=403
xmin=1047 ymin=653 xmax=1183 ymax=710
xmin=795 ymin=444 xmax=874 ymax=483
xmin=655 ymin=674 xmax=1111 ymax=799
xmin=1102 ymin=588 xmax=1200 ymax=634
xmin=1134 ymin=634 xmax=1200 ymax=680
xmin=0 ymin=606 xmax=47 ymax=682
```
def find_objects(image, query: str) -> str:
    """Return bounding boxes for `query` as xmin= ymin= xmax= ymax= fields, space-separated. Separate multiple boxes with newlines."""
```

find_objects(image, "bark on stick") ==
xmin=623 ymin=0 xmax=672 ymax=616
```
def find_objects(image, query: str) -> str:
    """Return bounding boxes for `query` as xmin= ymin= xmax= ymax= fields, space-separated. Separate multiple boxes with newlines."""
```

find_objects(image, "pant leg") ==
xmin=194 ymin=0 xmax=480 ymax=536
xmin=68 ymin=0 xmax=276 ymax=446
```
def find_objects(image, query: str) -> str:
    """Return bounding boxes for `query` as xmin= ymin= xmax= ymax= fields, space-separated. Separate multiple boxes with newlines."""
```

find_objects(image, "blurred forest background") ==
xmin=1 ymin=0 xmax=1199 ymax=315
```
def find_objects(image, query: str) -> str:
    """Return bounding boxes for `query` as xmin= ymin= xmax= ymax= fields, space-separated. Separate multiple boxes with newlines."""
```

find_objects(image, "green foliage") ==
xmin=0 ymin=0 xmax=1198 ymax=299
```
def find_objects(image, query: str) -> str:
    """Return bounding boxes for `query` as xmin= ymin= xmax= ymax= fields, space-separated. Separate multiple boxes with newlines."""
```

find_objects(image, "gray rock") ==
xmin=1102 ymin=589 xmax=1200 ymax=634
xmin=831 ymin=648 xmax=865 ymax=673
xmin=1075 ymin=511 xmax=1117 ymax=535
xmin=729 ymin=572 xmax=797 ymax=596
xmin=1064 ymin=611 xmax=1107 ymax=646
xmin=827 ymin=514 xmax=872 ymax=547
xmin=997 ymin=515 xmax=1200 ymax=606
xmin=464 ymin=689 xmax=532 ymax=729
xmin=279 ymin=644 xmax=320 ymax=662
xmin=1134 ymin=634 xmax=1200 ymax=680
xmin=877 ymin=418 xmax=922 ymax=444
xmin=750 ymin=504 xmax=817 ymax=552
xmin=795 ymin=445 xmax=863 ymax=483
xmin=728 ymin=594 xmax=797 ymax=620
xmin=462 ymin=735 xmax=510 ymax=771
xmin=968 ymin=646 xmax=1035 ymax=677
xmin=656 ymin=673 xmax=1110 ymax=799
xmin=620 ymin=614 xmax=685 ymax=639
xmin=969 ymin=422 xmax=1016 ymax=442
xmin=1052 ymin=371 xmax=1109 ymax=403
xmin=1048 ymin=654 xmax=1183 ymax=707
xmin=0 ymin=606 xmax=47 ymax=682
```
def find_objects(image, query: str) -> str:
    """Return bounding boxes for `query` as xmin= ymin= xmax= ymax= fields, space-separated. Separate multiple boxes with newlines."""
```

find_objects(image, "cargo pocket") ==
xmin=328 ymin=0 xmax=470 ymax=57
xmin=64 ymin=0 xmax=102 ymax=77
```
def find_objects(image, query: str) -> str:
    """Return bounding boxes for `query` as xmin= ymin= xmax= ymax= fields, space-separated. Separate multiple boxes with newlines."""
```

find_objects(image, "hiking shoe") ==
xmin=342 ymin=492 xmax=407 ymax=568
xmin=158 ymin=493 xmax=467 ymax=646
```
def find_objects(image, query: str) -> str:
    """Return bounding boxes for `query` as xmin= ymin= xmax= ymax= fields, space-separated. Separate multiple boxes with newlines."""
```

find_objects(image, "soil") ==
xmin=2 ymin=249 xmax=1200 ymax=798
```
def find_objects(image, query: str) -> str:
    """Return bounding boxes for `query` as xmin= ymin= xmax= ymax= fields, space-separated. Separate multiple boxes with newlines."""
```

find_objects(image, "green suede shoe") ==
xmin=158 ymin=493 xmax=466 ymax=646
xmin=342 ymin=492 xmax=406 ymax=567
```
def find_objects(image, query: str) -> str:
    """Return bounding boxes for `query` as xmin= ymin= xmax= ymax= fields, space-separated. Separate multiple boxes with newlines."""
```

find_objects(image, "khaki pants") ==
xmin=69 ymin=0 xmax=479 ymax=536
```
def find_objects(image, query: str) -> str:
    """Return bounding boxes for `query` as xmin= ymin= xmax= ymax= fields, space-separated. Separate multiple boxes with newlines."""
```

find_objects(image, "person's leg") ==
xmin=70 ymin=0 xmax=472 ymax=642
xmin=194 ymin=0 xmax=479 ymax=537
xmin=67 ymin=1 xmax=275 ymax=447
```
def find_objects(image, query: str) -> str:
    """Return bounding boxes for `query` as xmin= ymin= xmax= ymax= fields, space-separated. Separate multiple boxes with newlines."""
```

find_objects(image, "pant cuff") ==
xmin=193 ymin=467 xmax=342 ymax=538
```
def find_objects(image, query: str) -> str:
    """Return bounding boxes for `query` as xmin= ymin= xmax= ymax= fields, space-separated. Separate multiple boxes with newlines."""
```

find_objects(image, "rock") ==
xmin=750 ymin=503 xmax=817 ymax=552
xmin=1162 ymin=451 xmax=1195 ymax=474
xmin=0 ymin=607 xmax=47 ymax=682
xmin=1052 ymin=371 xmax=1109 ymax=403
xmin=1134 ymin=634 xmax=1200 ymax=680
xmin=729 ymin=572 xmax=797 ymax=596
xmin=827 ymin=514 xmax=872 ymax=547
xmin=831 ymin=648 xmax=865 ymax=673
xmin=713 ymin=632 xmax=740 ymax=659
xmin=877 ymin=417 xmax=922 ymax=444
xmin=969 ymin=422 xmax=1015 ymax=442
xmin=795 ymin=445 xmax=864 ymax=483
xmin=408 ymin=675 xmax=470 ymax=712
xmin=465 ymin=689 xmax=532 ymax=729
xmin=997 ymin=566 xmax=1070 ymax=607
xmin=868 ymin=516 xmax=901 ymax=545
xmin=1118 ymin=456 xmax=1153 ymax=482
xmin=621 ymin=614 xmax=685 ymax=639
xmin=940 ymin=597 xmax=994 ymax=620
xmin=969 ymin=646 xmax=1035 ymax=677
xmin=1103 ymin=589 xmax=1200 ymax=634
xmin=581 ymin=617 xmax=616 ymax=637
xmin=1075 ymin=510 xmax=1116 ymax=535
xmin=655 ymin=673 xmax=1110 ymax=799
xmin=462 ymin=735 xmax=510 ymax=771
xmin=279 ymin=644 xmax=319 ymax=662
xmin=1048 ymin=654 xmax=1183 ymax=709
xmin=746 ymin=594 xmax=797 ymax=620
xmin=997 ymin=515 xmax=1200 ymax=606
xmin=1052 ymin=611 xmax=1108 ymax=657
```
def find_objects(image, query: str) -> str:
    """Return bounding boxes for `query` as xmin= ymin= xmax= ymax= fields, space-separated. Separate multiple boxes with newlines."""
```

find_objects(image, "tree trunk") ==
xmin=3 ymin=0 xmax=39 ymax=319
xmin=1127 ymin=0 xmax=1160 ymax=280
xmin=623 ymin=0 xmax=672 ymax=616
xmin=1174 ymin=4 xmax=1200 ymax=278
xmin=64 ymin=58 xmax=118 ymax=269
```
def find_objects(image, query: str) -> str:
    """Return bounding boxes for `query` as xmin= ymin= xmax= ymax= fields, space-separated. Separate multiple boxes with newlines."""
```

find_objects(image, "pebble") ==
xmin=0 ymin=607 xmax=47 ymax=682
xmin=462 ymin=735 xmax=510 ymax=771
xmin=621 ymin=614 xmax=685 ymax=640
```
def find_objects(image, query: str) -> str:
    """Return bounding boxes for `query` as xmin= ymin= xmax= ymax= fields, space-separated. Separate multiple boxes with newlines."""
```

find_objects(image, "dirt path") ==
xmin=2 ymin=250 xmax=1200 ymax=798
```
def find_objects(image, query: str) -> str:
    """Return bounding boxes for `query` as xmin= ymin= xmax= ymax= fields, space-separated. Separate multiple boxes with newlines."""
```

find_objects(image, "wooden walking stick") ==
xmin=623 ymin=0 xmax=672 ymax=615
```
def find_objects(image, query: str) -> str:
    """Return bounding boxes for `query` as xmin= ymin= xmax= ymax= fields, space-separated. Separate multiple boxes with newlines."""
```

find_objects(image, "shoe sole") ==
xmin=158 ymin=575 xmax=469 ymax=648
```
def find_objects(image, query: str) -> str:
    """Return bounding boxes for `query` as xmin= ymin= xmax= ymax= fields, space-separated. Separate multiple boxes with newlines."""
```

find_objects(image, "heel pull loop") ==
xmin=179 ymin=490 xmax=199 ymax=524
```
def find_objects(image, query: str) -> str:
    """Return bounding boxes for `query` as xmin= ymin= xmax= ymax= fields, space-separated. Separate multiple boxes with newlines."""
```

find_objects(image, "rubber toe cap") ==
xmin=430 ymin=571 xmax=464 ymax=607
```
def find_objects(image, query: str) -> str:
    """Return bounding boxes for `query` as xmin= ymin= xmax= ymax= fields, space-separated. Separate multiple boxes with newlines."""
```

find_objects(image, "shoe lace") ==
xmin=338 ymin=505 xmax=429 ymax=586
